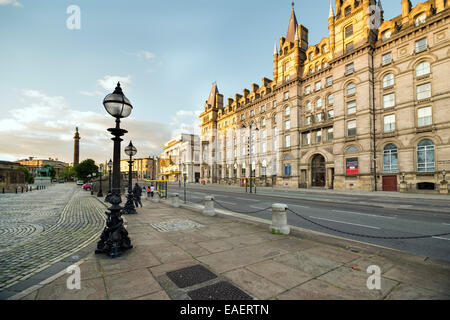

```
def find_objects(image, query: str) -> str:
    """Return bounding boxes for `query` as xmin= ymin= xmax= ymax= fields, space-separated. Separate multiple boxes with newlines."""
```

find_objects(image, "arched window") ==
xmin=346 ymin=146 xmax=359 ymax=154
xmin=346 ymin=82 xmax=356 ymax=96
xmin=316 ymin=98 xmax=323 ymax=108
xmin=383 ymin=73 xmax=395 ymax=88
xmin=261 ymin=118 xmax=266 ymax=127
xmin=285 ymin=106 xmax=291 ymax=116
xmin=417 ymin=140 xmax=435 ymax=172
xmin=305 ymin=101 xmax=312 ymax=111
xmin=383 ymin=144 xmax=398 ymax=173
xmin=327 ymin=94 xmax=334 ymax=105
xmin=273 ymin=114 xmax=277 ymax=124
xmin=416 ymin=61 xmax=430 ymax=77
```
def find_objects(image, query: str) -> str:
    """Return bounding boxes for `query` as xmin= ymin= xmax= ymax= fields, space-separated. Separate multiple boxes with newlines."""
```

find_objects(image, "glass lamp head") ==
xmin=125 ymin=141 xmax=137 ymax=157
xmin=103 ymin=82 xmax=133 ymax=119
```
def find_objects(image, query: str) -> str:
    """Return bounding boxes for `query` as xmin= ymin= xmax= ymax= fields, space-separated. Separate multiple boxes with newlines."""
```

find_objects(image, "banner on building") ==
xmin=346 ymin=158 xmax=359 ymax=175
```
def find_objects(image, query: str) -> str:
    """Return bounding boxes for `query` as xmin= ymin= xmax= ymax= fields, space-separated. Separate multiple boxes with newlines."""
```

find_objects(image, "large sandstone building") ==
xmin=199 ymin=0 xmax=450 ymax=192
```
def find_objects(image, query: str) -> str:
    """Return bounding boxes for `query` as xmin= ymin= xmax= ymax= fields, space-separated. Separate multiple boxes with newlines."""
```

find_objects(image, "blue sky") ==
xmin=0 ymin=0 xmax=423 ymax=163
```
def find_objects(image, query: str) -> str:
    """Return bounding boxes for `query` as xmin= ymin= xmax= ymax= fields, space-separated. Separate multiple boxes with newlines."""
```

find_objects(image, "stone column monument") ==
xmin=73 ymin=127 xmax=80 ymax=166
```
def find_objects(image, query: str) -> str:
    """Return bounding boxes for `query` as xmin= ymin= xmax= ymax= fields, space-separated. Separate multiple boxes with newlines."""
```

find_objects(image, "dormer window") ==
xmin=415 ymin=13 xmax=426 ymax=27
xmin=382 ymin=30 xmax=391 ymax=41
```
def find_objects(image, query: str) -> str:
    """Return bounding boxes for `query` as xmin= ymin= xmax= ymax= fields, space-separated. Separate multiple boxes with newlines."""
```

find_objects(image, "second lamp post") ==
xmin=123 ymin=141 xmax=137 ymax=215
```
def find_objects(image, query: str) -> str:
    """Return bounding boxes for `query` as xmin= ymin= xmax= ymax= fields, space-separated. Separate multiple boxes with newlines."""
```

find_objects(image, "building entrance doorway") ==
xmin=311 ymin=154 xmax=326 ymax=187
xmin=382 ymin=176 xmax=398 ymax=192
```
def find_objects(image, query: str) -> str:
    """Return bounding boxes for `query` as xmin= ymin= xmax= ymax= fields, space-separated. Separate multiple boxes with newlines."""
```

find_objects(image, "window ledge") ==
xmin=345 ymin=136 xmax=357 ymax=142
xmin=383 ymin=85 xmax=395 ymax=91
xmin=416 ymin=125 xmax=433 ymax=133
xmin=416 ymin=74 xmax=430 ymax=81
xmin=417 ymin=98 xmax=431 ymax=104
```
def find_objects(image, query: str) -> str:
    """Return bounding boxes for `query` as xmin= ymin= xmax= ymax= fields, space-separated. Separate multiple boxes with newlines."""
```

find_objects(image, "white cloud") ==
xmin=0 ymin=90 xmax=172 ymax=163
xmin=170 ymin=108 xmax=202 ymax=137
xmin=137 ymin=51 xmax=156 ymax=60
xmin=0 ymin=0 xmax=23 ymax=7
xmin=79 ymin=90 xmax=103 ymax=97
xmin=97 ymin=75 xmax=132 ymax=92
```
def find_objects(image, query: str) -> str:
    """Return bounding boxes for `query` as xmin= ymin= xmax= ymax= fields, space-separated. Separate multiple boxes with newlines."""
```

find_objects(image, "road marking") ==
xmin=309 ymin=216 xmax=381 ymax=230
xmin=333 ymin=210 xmax=396 ymax=219
xmin=432 ymin=236 xmax=450 ymax=241
xmin=215 ymin=200 xmax=237 ymax=206
xmin=289 ymin=204 xmax=311 ymax=209
xmin=235 ymin=197 xmax=259 ymax=202
xmin=250 ymin=205 xmax=269 ymax=210
xmin=443 ymin=223 xmax=450 ymax=226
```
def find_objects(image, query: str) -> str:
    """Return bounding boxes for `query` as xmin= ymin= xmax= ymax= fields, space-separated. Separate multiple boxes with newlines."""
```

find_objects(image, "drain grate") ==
xmin=167 ymin=265 xmax=217 ymax=289
xmin=188 ymin=281 xmax=253 ymax=300
xmin=150 ymin=219 xmax=204 ymax=233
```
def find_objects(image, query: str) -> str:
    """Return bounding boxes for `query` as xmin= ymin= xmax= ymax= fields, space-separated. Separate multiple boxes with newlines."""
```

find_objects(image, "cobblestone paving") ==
xmin=0 ymin=184 xmax=106 ymax=290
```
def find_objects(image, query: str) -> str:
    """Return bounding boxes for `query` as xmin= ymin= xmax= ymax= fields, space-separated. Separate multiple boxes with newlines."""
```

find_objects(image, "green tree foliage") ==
xmin=41 ymin=165 xmax=56 ymax=180
xmin=60 ymin=166 xmax=76 ymax=181
xmin=16 ymin=166 xmax=34 ymax=184
xmin=74 ymin=159 xmax=99 ymax=183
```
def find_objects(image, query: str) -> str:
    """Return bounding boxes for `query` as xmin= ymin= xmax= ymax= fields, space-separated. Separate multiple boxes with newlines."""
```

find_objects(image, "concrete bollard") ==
xmin=203 ymin=196 xmax=216 ymax=217
xmin=152 ymin=192 xmax=161 ymax=203
xmin=270 ymin=203 xmax=290 ymax=235
xmin=170 ymin=193 xmax=181 ymax=208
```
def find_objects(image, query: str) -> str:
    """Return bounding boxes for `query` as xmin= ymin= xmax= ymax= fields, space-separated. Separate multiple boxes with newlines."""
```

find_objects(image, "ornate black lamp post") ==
xmin=96 ymin=82 xmax=133 ymax=258
xmin=123 ymin=141 xmax=137 ymax=215
xmin=242 ymin=124 xmax=259 ymax=194
xmin=97 ymin=164 xmax=104 ymax=197
xmin=105 ymin=159 xmax=113 ymax=203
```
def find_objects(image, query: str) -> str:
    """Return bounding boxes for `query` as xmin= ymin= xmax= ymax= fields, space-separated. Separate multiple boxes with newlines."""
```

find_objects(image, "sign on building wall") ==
xmin=346 ymin=158 xmax=359 ymax=175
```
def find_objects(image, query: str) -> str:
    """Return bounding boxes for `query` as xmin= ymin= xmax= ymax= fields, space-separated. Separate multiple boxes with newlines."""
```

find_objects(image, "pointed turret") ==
xmin=286 ymin=2 xmax=298 ymax=43
xmin=328 ymin=0 xmax=334 ymax=19
xmin=207 ymin=82 xmax=219 ymax=108
xmin=274 ymin=42 xmax=278 ymax=56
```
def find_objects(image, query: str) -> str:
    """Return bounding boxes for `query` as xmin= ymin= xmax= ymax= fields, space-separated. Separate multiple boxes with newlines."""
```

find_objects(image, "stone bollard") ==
xmin=170 ymin=193 xmax=181 ymax=208
xmin=152 ymin=192 xmax=161 ymax=203
xmin=270 ymin=204 xmax=290 ymax=235
xmin=203 ymin=196 xmax=216 ymax=217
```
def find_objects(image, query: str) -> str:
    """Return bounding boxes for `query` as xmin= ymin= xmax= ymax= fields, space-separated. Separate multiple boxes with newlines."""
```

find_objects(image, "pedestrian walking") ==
xmin=146 ymin=186 xmax=151 ymax=198
xmin=132 ymin=183 xmax=143 ymax=208
xmin=150 ymin=184 xmax=155 ymax=198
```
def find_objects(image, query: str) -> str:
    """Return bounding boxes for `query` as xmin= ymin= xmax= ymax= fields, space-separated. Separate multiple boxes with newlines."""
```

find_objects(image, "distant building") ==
xmin=0 ymin=161 xmax=26 ymax=191
xmin=120 ymin=157 xmax=160 ymax=181
xmin=15 ymin=157 xmax=69 ymax=178
xmin=160 ymin=134 xmax=201 ymax=183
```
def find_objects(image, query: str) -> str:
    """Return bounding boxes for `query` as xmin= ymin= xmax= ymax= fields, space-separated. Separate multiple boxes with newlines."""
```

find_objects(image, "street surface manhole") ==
xmin=150 ymin=219 xmax=204 ymax=233
xmin=167 ymin=265 xmax=217 ymax=288
xmin=187 ymin=281 xmax=253 ymax=300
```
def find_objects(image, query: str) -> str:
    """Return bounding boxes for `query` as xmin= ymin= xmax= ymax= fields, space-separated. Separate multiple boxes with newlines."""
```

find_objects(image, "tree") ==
xmin=42 ymin=165 xmax=56 ymax=180
xmin=16 ymin=166 xmax=34 ymax=184
xmin=60 ymin=166 xmax=76 ymax=181
xmin=74 ymin=159 xmax=99 ymax=183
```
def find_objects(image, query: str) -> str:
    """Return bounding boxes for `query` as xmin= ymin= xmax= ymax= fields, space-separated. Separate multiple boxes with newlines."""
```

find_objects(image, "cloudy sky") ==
xmin=0 ymin=0 xmax=421 ymax=164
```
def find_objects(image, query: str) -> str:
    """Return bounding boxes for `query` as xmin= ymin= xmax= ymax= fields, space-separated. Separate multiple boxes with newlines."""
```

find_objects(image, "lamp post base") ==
xmin=123 ymin=193 xmax=137 ymax=214
xmin=96 ymin=198 xmax=133 ymax=258
xmin=105 ymin=192 xmax=112 ymax=203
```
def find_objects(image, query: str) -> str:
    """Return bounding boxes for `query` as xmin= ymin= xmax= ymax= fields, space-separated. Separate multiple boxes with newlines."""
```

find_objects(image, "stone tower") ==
xmin=73 ymin=127 xmax=80 ymax=166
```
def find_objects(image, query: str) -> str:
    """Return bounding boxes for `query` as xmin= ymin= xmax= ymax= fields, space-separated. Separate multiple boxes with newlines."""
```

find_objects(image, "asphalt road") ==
xmin=168 ymin=184 xmax=450 ymax=263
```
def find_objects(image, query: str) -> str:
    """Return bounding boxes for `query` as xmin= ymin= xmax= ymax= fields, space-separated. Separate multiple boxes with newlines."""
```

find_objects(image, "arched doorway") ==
xmin=311 ymin=154 xmax=326 ymax=187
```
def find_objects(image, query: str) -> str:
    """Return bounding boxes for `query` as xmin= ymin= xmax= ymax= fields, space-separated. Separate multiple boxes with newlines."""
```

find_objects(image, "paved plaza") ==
xmin=11 ymin=196 xmax=450 ymax=300
xmin=0 ymin=184 xmax=106 ymax=294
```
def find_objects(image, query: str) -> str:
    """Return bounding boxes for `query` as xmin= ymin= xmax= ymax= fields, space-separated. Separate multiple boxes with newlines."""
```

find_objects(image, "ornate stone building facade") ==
xmin=200 ymin=0 xmax=450 ymax=192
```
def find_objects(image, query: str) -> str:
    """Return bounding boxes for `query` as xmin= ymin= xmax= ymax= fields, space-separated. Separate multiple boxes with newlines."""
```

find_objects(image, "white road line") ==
xmin=309 ymin=216 xmax=381 ymax=230
xmin=289 ymin=204 xmax=311 ymax=209
xmin=432 ymin=236 xmax=450 ymax=241
xmin=235 ymin=197 xmax=259 ymax=202
xmin=333 ymin=210 xmax=396 ymax=219
xmin=250 ymin=205 xmax=269 ymax=210
xmin=443 ymin=223 xmax=450 ymax=226
xmin=216 ymin=200 xmax=237 ymax=206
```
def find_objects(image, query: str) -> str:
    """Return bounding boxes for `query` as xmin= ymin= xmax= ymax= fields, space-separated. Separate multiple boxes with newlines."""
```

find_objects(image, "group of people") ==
xmin=131 ymin=183 xmax=156 ymax=208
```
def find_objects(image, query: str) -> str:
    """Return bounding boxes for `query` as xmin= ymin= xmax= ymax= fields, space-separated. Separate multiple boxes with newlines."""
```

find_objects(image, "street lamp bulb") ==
xmin=125 ymin=141 xmax=137 ymax=157
xmin=103 ymin=82 xmax=133 ymax=119
xmin=107 ymin=159 xmax=113 ymax=170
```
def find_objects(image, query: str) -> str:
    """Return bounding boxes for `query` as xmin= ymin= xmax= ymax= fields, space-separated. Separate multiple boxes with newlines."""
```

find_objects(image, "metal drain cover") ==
xmin=188 ymin=281 xmax=253 ymax=300
xmin=167 ymin=265 xmax=217 ymax=289
xmin=151 ymin=219 xmax=204 ymax=232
